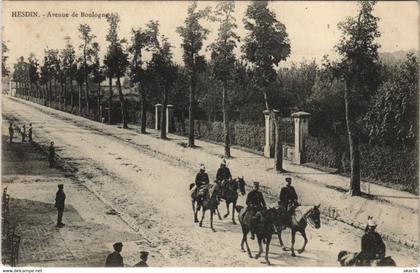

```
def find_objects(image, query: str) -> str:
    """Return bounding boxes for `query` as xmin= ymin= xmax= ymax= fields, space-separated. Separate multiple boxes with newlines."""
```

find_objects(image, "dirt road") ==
xmin=2 ymin=95 xmax=418 ymax=266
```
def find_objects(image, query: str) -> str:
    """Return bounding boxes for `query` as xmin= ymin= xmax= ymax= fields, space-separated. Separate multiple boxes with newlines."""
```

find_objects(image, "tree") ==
xmin=335 ymin=1 xmax=381 ymax=196
xmin=90 ymin=42 xmax=105 ymax=121
xmin=242 ymin=1 xmax=291 ymax=171
xmin=104 ymin=13 xmax=129 ymax=128
xmin=27 ymin=54 xmax=40 ymax=100
xmin=176 ymin=2 xmax=212 ymax=147
xmin=61 ymin=36 xmax=77 ymax=111
xmin=2 ymin=41 xmax=10 ymax=77
xmin=78 ymin=24 xmax=96 ymax=116
xmin=129 ymin=21 xmax=159 ymax=133
xmin=209 ymin=1 xmax=240 ymax=157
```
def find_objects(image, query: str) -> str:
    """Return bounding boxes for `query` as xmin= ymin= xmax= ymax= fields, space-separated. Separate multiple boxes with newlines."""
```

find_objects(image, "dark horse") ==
xmin=219 ymin=177 xmax=246 ymax=224
xmin=276 ymin=205 xmax=321 ymax=257
xmin=337 ymin=251 xmax=396 ymax=266
xmin=236 ymin=205 xmax=282 ymax=266
xmin=190 ymin=183 xmax=222 ymax=232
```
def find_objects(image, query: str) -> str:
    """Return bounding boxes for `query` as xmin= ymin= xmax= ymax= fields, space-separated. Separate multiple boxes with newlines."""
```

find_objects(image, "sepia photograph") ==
xmin=1 ymin=0 xmax=419 ymax=269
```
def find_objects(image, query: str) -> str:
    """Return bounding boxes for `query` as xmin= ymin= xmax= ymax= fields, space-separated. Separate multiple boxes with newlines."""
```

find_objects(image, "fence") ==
xmin=2 ymin=187 xmax=21 ymax=267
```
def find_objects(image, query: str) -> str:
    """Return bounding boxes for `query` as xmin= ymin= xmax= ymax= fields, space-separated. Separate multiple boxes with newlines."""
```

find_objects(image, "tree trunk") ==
xmin=262 ymin=88 xmax=270 ymax=111
xmin=188 ymin=70 xmax=196 ymax=147
xmin=344 ymin=82 xmax=361 ymax=196
xmin=160 ymin=85 xmax=167 ymax=139
xmin=273 ymin=111 xmax=283 ymax=172
xmin=78 ymin=84 xmax=82 ymax=116
xmin=70 ymin=77 xmax=74 ymax=111
xmin=222 ymin=84 xmax=231 ymax=158
xmin=140 ymin=86 xmax=146 ymax=134
xmin=116 ymin=77 xmax=127 ymax=128
xmin=97 ymin=82 xmax=102 ymax=122
xmin=48 ymin=80 xmax=52 ymax=107
xmin=108 ymin=77 xmax=113 ymax=124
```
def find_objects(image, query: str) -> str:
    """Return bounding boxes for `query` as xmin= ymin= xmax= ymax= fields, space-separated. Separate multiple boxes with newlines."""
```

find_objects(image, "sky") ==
xmin=2 ymin=1 xmax=419 ymax=69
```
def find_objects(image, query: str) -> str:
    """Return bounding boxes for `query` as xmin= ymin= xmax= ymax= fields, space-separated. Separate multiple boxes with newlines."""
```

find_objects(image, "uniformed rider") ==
xmin=358 ymin=217 xmax=386 ymax=265
xmin=279 ymin=177 xmax=298 ymax=212
xmin=245 ymin=181 xmax=266 ymax=240
xmin=193 ymin=164 xmax=210 ymax=200
xmin=216 ymin=159 xmax=232 ymax=187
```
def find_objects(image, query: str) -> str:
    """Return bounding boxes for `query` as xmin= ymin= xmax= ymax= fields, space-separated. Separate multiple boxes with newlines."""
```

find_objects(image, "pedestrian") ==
xmin=105 ymin=242 xmax=124 ymax=267
xmin=54 ymin=184 xmax=66 ymax=228
xmin=28 ymin=123 xmax=33 ymax=142
xmin=20 ymin=124 xmax=26 ymax=142
xmin=48 ymin=141 xmax=55 ymax=167
xmin=133 ymin=251 xmax=149 ymax=267
xmin=8 ymin=123 xmax=14 ymax=143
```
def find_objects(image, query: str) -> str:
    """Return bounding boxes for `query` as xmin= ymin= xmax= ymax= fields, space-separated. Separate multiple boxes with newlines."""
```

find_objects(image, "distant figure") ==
xmin=20 ymin=125 xmax=26 ymax=142
xmin=55 ymin=184 xmax=66 ymax=228
xmin=8 ymin=123 xmax=14 ymax=143
xmin=105 ymin=242 xmax=124 ymax=267
xmin=133 ymin=251 xmax=149 ymax=267
xmin=48 ymin=142 xmax=55 ymax=167
xmin=28 ymin=123 xmax=33 ymax=142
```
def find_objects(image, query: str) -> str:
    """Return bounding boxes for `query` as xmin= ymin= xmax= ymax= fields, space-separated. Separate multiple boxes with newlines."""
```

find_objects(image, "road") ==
xmin=2 ymin=95 xmax=418 ymax=267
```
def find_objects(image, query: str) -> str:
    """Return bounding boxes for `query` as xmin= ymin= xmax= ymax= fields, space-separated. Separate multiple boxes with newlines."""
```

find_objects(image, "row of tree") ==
xmin=6 ymin=1 xmax=417 ymax=196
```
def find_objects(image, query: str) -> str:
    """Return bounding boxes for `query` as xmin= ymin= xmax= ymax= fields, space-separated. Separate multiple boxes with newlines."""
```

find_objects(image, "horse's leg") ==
xmin=211 ymin=209 xmax=216 ymax=232
xmin=199 ymin=208 xmax=206 ymax=227
xmin=232 ymin=200 xmax=236 ymax=225
xmin=291 ymin=229 xmax=297 ymax=257
xmin=278 ymin=227 xmax=286 ymax=250
xmin=298 ymin=229 xmax=308 ymax=254
xmin=243 ymin=228 xmax=253 ymax=258
xmin=255 ymin=236 xmax=263 ymax=259
xmin=224 ymin=201 xmax=230 ymax=218
xmin=216 ymin=206 xmax=222 ymax=221
xmin=193 ymin=200 xmax=198 ymax=223
xmin=265 ymin=235 xmax=272 ymax=266
xmin=194 ymin=203 xmax=200 ymax=223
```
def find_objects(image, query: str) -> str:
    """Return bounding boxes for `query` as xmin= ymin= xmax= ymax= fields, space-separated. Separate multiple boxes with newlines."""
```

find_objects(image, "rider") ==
xmin=358 ymin=217 xmax=386 ymax=265
xmin=193 ymin=164 xmax=210 ymax=200
xmin=216 ymin=159 xmax=232 ymax=188
xmin=245 ymin=181 xmax=266 ymax=240
xmin=279 ymin=177 xmax=299 ymax=217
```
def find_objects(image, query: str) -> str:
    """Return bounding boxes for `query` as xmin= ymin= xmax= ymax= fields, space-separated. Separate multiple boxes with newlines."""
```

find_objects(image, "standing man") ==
xmin=20 ymin=124 xmax=26 ymax=142
xmin=28 ymin=123 xmax=33 ymax=142
xmin=216 ymin=159 xmax=232 ymax=187
xmin=48 ymin=142 xmax=55 ymax=168
xmin=279 ymin=177 xmax=299 ymax=212
xmin=105 ymin=242 xmax=124 ymax=267
xmin=133 ymin=251 xmax=149 ymax=267
xmin=245 ymin=181 xmax=266 ymax=239
xmin=8 ymin=123 xmax=14 ymax=143
xmin=55 ymin=184 xmax=66 ymax=228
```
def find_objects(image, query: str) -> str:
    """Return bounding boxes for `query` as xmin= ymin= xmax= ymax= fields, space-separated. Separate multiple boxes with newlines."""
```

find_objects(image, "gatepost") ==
xmin=166 ymin=104 xmax=174 ymax=133
xmin=263 ymin=110 xmax=275 ymax=158
xmin=155 ymin=104 xmax=162 ymax=130
xmin=291 ymin=111 xmax=311 ymax=164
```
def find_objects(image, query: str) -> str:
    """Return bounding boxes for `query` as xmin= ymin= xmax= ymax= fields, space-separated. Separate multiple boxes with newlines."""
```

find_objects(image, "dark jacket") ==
xmin=105 ymin=251 xmax=124 ymax=267
xmin=55 ymin=189 xmax=66 ymax=210
xmin=195 ymin=172 xmax=209 ymax=187
xmin=216 ymin=166 xmax=232 ymax=182
xmin=133 ymin=260 xmax=148 ymax=267
xmin=360 ymin=231 xmax=386 ymax=259
xmin=8 ymin=126 xmax=14 ymax=136
xmin=48 ymin=146 xmax=55 ymax=159
xmin=279 ymin=185 xmax=298 ymax=206
xmin=246 ymin=189 xmax=266 ymax=209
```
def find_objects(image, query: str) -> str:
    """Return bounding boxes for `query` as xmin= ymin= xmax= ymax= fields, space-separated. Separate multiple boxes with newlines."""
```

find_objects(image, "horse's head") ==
xmin=237 ymin=176 xmax=246 ymax=196
xmin=307 ymin=204 xmax=321 ymax=229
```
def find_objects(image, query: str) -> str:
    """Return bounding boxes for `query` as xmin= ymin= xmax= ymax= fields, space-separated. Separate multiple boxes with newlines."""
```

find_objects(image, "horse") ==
xmin=236 ymin=205 xmax=282 ymax=266
xmin=219 ymin=177 xmax=246 ymax=224
xmin=189 ymin=183 xmax=222 ymax=232
xmin=337 ymin=251 xmax=396 ymax=266
xmin=275 ymin=205 xmax=321 ymax=257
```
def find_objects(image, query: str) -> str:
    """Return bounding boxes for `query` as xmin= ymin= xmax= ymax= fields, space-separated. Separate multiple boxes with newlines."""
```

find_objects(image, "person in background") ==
xmin=133 ymin=251 xmax=149 ymax=267
xmin=28 ymin=123 xmax=33 ymax=142
xmin=20 ymin=124 xmax=26 ymax=142
xmin=8 ymin=123 xmax=14 ymax=143
xmin=105 ymin=242 xmax=124 ymax=267
xmin=48 ymin=141 xmax=55 ymax=168
xmin=55 ymin=184 xmax=66 ymax=228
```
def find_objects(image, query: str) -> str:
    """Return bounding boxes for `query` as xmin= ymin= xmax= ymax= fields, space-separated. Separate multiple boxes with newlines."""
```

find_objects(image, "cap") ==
xmin=113 ymin=242 xmax=123 ymax=249
xmin=285 ymin=177 xmax=292 ymax=183
xmin=221 ymin=159 xmax=226 ymax=166
xmin=367 ymin=217 xmax=377 ymax=227
xmin=253 ymin=181 xmax=260 ymax=187
xmin=200 ymin=164 xmax=205 ymax=171
xmin=58 ymin=184 xmax=64 ymax=188
xmin=140 ymin=251 xmax=149 ymax=257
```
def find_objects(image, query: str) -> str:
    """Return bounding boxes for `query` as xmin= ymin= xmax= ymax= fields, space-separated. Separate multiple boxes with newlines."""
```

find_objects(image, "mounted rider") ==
xmin=278 ymin=177 xmax=299 ymax=220
xmin=192 ymin=164 xmax=210 ymax=201
xmin=216 ymin=159 xmax=232 ymax=190
xmin=245 ymin=181 xmax=266 ymax=240
xmin=357 ymin=217 xmax=386 ymax=265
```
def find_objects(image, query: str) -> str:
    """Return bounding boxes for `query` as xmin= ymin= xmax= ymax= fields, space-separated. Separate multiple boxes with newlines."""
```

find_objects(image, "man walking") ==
xmin=28 ymin=123 xmax=33 ymax=142
xmin=48 ymin=142 xmax=55 ymax=168
xmin=8 ymin=123 xmax=14 ymax=143
xmin=105 ymin=242 xmax=124 ymax=267
xmin=133 ymin=251 xmax=149 ymax=267
xmin=55 ymin=184 xmax=66 ymax=228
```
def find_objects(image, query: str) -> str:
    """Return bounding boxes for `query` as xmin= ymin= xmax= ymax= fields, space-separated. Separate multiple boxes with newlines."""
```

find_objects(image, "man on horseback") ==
xmin=357 ymin=217 xmax=386 ymax=266
xmin=192 ymin=164 xmax=210 ymax=201
xmin=216 ymin=159 xmax=232 ymax=192
xmin=245 ymin=181 xmax=266 ymax=240
xmin=278 ymin=177 xmax=299 ymax=223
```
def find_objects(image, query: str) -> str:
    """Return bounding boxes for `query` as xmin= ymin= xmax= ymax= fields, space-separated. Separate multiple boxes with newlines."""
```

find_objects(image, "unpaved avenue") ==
xmin=2 ymin=96 xmax=418 ymax=266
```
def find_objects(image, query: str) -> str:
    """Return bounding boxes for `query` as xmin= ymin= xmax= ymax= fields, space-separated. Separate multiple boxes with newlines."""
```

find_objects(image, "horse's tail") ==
xmin=189 ymin=183 xmax=195 ymax=190
xmin=235 ymin=205 xmax=244 ymax=213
